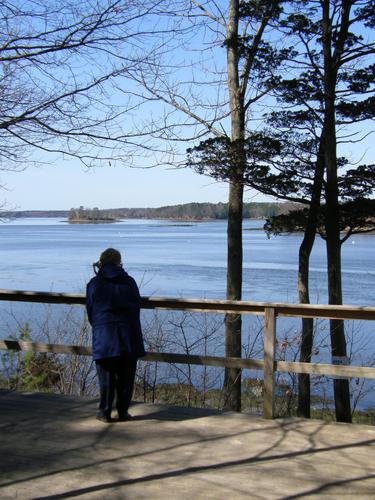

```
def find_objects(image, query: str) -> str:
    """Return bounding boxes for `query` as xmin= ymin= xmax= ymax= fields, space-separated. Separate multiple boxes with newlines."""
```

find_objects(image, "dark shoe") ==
xmin=118 ymin=412 xmax=133 ymax=421
xmin=96 ymin=413 xmax=111 ymax=423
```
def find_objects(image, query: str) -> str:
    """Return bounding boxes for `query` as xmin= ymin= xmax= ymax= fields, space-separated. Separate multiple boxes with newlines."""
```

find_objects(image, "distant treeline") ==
xmin=4 ymin=202 xmax=299 ymax=220
xmin=111 ymin=202 xmax=299 ymax=220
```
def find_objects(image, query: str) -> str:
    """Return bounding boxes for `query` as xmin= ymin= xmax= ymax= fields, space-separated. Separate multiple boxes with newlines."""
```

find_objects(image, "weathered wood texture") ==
xmin=263 ymin=307 xmax=276 ymax=419
xmin=0 ymin=340 xmax=264 ymax=370
xmin=1 ymin=339 xmax=374 ymax=380
xmin=0 ymin=289 xmax=374 ymax=319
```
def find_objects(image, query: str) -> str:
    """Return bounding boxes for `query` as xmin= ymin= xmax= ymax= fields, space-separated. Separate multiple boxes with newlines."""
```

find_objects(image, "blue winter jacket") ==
xmin=86 ymin=264 xmax=146 ymax=361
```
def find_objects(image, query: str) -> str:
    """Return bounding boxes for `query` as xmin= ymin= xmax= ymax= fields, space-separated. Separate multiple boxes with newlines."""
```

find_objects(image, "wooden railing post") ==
xmin=264 ymin=307 xmax=276 ymax=419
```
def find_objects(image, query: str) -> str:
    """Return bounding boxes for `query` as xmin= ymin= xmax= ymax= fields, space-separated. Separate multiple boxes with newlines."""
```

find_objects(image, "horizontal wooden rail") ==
xmin=0 ymin=340 xmax=92 ymax=356
xmin=0 ymin=289 xmax=374 ymax=320
xmin=0 ymin=340 xmax=264 ymax=370
xmin=276 ymin=360 xmax=375 ymax=379
xmin=2 ymin=340 xmax=375 ymax=380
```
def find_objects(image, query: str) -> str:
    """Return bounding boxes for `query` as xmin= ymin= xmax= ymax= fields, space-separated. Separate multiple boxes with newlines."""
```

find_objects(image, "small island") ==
xmin=68 ymin=206 xmax=118 ymax=224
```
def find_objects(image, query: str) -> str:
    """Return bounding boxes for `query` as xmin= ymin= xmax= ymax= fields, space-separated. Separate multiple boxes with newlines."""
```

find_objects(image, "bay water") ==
xmin=0 ymin=217 xmax=373 ymax=303
xmin=0 ymin=217 xmax=374 ymax=409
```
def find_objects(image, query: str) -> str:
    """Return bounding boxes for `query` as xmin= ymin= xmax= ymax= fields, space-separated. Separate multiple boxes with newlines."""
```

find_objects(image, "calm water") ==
xmin=1 ymin=217 xmax=374 ymax=409
xmin=0 ymin=217 xmax=374 ymax=304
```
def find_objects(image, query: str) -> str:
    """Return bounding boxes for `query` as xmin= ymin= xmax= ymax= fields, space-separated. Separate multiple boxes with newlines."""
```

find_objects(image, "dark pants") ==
xmin=95 ymin=356 xmax=137 ymax=418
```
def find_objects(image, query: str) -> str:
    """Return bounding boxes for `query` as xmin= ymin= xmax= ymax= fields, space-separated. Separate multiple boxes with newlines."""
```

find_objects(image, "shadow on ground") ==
xmin=1 ymin=391 xmax=374 ymax=499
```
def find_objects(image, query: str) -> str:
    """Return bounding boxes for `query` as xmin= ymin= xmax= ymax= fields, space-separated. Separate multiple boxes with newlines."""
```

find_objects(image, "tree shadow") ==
xmin=32 ymin=435 xmax=375 ymax=499
xmin=1 ymin=391 xmax=374 ymax=499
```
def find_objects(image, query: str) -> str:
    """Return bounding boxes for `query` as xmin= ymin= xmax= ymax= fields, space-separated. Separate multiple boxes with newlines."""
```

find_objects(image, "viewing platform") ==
xmin=1 ymin=390 xmax=375 ymax=499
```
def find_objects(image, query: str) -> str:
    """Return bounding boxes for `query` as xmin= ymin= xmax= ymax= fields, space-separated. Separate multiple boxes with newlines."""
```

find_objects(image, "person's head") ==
xmin=98 ymin=248 xmax=122 ymax=267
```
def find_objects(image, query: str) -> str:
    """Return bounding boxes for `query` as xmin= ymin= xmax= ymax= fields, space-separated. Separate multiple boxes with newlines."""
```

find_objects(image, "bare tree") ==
xmin=118 ymin=0 xmax=289 ymax=411
xmin=0 ymin=0 xmax=173 ymax=172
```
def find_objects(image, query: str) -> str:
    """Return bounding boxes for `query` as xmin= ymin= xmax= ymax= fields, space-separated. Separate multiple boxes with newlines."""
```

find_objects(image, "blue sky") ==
xmin=1 ymin=1 xmax=373 ymax=211
xmin=2 ymin=129 xmax=373 ymax=211
xmin=2 ymin=160 xmax=234 ymax=210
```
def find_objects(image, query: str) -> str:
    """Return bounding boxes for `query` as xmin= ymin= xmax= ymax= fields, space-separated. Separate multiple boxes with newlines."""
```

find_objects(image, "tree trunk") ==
xmin=224 ymin=179 xmax=243 ymax=411
xmin=297 ymin=235 xmax=315 ymax=418
xmin=325 ymin=161 xmax=351 ymax=422
xmin=326 ymin=236 xmax=351 ymax=422
xmin=223 ymin=0 xmax=244 ymax=411
xmin=322 ymin=0 xmax=351 ymax=423
xmin=297 ymin=144 xmax=325 ymax=418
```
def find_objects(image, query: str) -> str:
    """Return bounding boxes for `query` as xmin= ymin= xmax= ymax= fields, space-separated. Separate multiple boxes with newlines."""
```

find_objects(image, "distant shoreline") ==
xmin=7 ymin=214 xmax=265 ymax=222
xmin=1 ymin=201 xmax=298 ymax=221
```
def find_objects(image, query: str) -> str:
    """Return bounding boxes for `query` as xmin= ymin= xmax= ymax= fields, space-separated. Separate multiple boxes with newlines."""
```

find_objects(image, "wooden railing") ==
xmin=0 ymin=289 xmax=375 ymax=418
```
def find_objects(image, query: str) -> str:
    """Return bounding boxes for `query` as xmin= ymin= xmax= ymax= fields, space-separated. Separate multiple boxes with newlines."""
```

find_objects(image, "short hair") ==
xmin=99 ymin=248 xmax=122 ymax=266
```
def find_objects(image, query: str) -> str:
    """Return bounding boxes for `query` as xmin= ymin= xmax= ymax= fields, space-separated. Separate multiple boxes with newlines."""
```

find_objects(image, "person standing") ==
xmin=86 ymin=248 xmax=145 ymax=423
